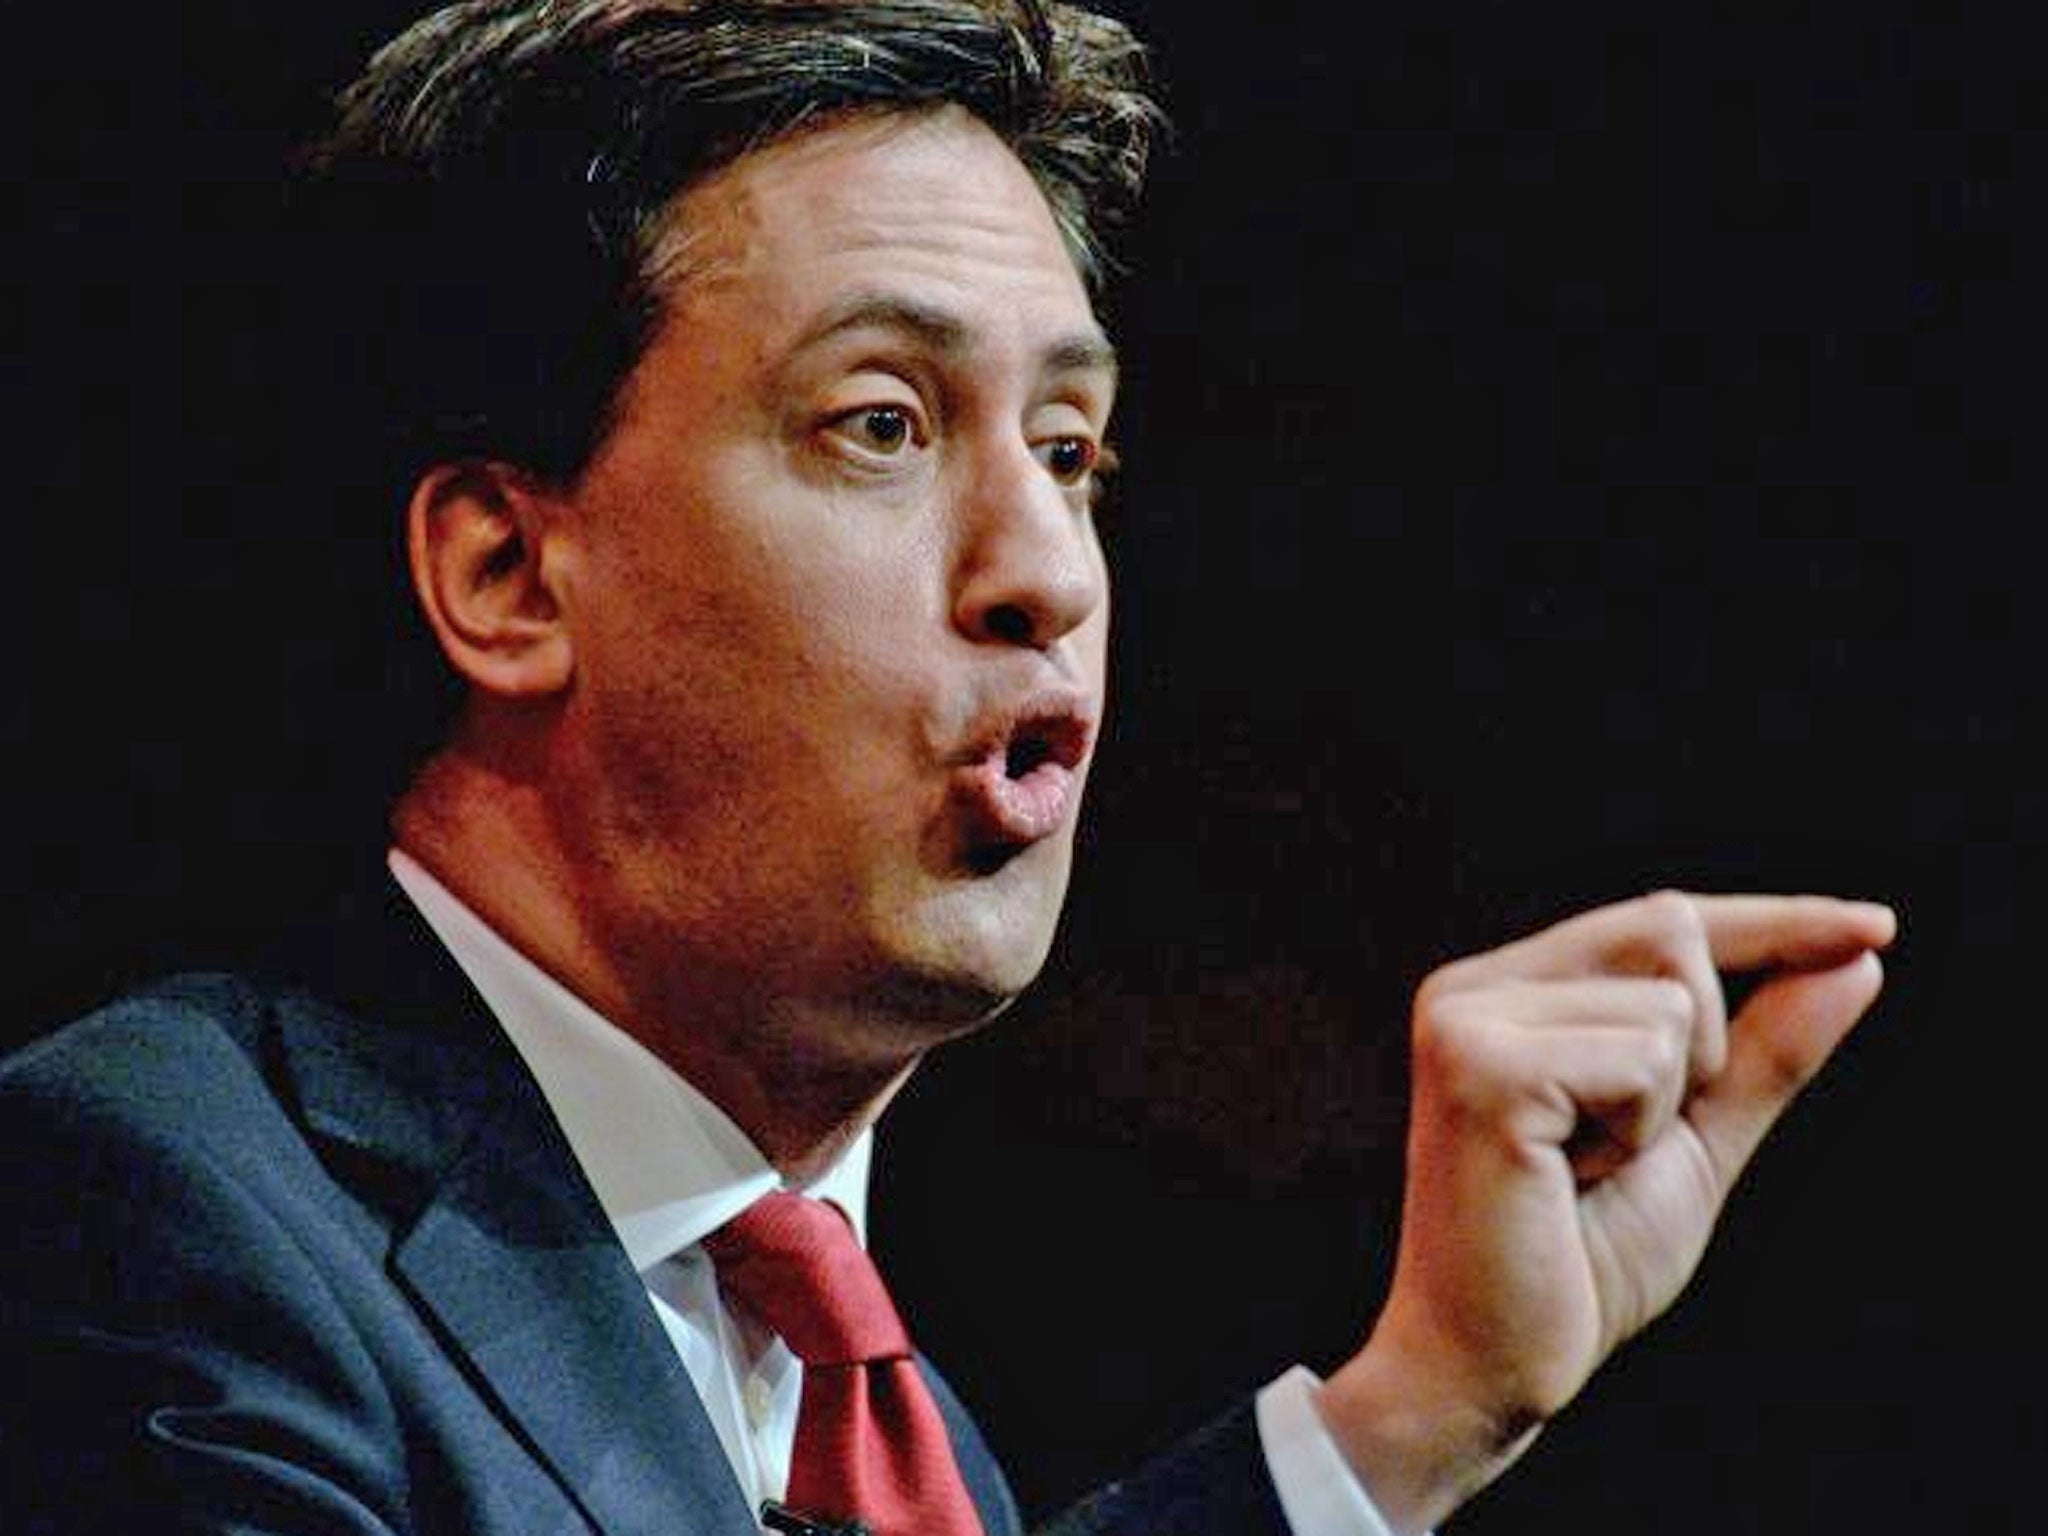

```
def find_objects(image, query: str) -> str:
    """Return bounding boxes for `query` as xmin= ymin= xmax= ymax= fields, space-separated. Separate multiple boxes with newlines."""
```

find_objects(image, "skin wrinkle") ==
xmin=352 ymin=20 xmax=1904 ymax=1524
xmin=400 ymin=107 xmax=1113 ymax=1177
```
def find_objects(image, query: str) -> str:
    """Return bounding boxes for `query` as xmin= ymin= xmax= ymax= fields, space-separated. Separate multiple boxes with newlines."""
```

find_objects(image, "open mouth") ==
xmin=1005 ymin=734 xmax=1056 ymax=778
xmin=953 ymin=700 xmax=1094 ymax=864
xmin=1002 ymin=711 xmax=1087 ymax=781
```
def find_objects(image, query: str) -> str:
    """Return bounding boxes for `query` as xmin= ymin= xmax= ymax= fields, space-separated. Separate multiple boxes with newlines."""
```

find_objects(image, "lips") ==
xmin=950 ymin=693 xmax=1095 ymax=856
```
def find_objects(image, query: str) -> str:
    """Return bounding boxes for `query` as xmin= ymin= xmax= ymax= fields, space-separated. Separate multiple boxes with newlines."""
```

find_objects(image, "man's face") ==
xmin=549 ymin=107 xmax=1114 ymax=1057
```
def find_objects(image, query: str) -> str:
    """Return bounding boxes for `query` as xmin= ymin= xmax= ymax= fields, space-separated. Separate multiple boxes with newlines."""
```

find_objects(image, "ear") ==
xmin=406 ymin=461 xmax=575 ymax=699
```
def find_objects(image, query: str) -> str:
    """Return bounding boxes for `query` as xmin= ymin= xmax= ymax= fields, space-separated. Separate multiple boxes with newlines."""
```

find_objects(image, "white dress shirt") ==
xmin=389 ymin=848 xmax=1398 ymax=1535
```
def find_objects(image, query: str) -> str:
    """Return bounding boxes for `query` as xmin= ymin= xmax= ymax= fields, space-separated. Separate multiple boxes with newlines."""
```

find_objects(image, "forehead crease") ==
xmin=806 ymin=294 xmax=968 ymax=354
xmin=797 ymin=292 xmax=1113 ymax=376
xmin=659 ymin=114 xmax=1109 ymax=381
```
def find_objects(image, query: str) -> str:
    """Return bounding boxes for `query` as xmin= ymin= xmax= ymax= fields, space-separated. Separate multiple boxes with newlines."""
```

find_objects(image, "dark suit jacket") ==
xmin=1 ymin=874 xmax=1288 ymax=1535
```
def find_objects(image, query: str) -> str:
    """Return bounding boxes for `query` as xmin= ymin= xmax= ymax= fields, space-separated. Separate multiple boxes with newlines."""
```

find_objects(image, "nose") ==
xmin=951 ymin=440 xmax=1107 ymax=650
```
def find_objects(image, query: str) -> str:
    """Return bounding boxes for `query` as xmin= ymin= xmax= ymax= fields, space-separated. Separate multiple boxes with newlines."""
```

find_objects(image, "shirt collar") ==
xmin=386 ymin=847 xmax=872 ymax=1272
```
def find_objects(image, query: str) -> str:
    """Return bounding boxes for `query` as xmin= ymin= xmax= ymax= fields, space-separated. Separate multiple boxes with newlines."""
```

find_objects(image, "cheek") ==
xmin=591 ymin=567 xmax=934 ymax=809
xmin=572 ymin=463 xmax=959 ymax=785
xmin=770 ymin=526 xmax=949 ymax=710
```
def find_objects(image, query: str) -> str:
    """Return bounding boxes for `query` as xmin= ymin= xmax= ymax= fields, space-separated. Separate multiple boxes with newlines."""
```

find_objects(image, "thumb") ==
xmin=1687 ymin=950 xmax=1886 ymax=1188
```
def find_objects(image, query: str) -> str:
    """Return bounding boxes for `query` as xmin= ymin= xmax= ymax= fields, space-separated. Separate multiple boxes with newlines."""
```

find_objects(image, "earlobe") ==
xmin=406 ymin=461 xmax=575 ymax=699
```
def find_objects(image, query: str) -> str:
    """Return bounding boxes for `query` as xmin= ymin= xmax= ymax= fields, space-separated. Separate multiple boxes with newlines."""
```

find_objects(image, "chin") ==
xmin=830 ymin=830 xmax=1073 ymax=1042
xmin=859 ymin=965 xmax=1029 ymax=1041
xmin=863 ymin=900 xmax=1064 ymax=1036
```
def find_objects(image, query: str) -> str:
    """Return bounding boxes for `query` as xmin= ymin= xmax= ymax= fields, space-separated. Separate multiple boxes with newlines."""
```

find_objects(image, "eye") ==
xmin=829 ymin=404 xmax=923 ymax=459
xmin=1038 ymin=435 xmax=1099 ymax=487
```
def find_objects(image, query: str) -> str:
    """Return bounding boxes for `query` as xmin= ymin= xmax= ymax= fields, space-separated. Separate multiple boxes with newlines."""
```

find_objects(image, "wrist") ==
xmin=1315 ymin=1325 xmax=1545 ymax=1536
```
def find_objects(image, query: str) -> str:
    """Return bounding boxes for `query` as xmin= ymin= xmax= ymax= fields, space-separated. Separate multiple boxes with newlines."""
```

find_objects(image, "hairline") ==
xmin=639 ymin=101 xmax=1122 ymax=361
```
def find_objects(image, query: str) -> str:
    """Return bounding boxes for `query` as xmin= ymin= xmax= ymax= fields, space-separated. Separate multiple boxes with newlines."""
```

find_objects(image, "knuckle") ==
xmin=1599 ymin=1061 xmax=1675 ymax=1140
xmin=1411 ymin=983 xmax=1474 ymax=1051
xmin=1637 ymin=887 xmax=1705 ymax=947
xmin=1642 ymin=1016 xmax=1688 ymax=1083
xmin=1413 ymin=957 xmax=1473 ymax=1017
xmin=1411 ymin=991 xmax=1506 ymax=1108
xmin=1651 ymin=976 xmax=1697 ymax=1022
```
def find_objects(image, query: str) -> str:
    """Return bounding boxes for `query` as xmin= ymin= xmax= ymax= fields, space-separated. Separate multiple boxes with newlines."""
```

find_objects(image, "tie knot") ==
xmin=705 ymin=1192 xmax=912 ymax=1367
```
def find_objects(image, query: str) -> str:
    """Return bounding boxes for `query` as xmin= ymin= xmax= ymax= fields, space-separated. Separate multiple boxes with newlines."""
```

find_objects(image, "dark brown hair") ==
xmin=305 ymin=0 xmax=1161 ymax=486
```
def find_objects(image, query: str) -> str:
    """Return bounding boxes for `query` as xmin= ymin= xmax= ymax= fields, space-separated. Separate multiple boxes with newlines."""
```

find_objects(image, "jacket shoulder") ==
xmin=1 ymin=972 xmax=289 ymax=1138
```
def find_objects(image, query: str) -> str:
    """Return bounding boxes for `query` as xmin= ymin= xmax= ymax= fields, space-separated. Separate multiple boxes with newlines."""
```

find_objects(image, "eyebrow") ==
xmin=791 ymin=292 xmax=1119 ymax=383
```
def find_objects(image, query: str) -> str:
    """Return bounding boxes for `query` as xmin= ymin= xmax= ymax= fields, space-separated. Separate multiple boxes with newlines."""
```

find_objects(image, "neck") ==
xmin=392 ymin=744 xmax=918 ymax=1183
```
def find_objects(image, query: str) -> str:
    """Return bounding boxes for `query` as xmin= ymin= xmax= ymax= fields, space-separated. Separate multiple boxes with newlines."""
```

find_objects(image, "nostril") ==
xmin=983 ymin=602 xmax=1035 ymax=646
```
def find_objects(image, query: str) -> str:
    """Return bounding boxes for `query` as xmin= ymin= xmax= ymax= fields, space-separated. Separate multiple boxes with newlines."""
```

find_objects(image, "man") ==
xmin=1 ymin=3 xmax=1895 ymax=1533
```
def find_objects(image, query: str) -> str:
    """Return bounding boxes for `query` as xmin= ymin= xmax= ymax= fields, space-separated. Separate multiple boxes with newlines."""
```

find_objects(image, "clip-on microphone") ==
xmin=759 ymin=1498 xmax=872 ymax=1536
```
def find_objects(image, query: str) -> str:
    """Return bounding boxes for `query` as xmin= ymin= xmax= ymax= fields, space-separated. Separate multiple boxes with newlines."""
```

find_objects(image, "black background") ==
xmin=6 ymin=2 xmax=2041 ymax=1530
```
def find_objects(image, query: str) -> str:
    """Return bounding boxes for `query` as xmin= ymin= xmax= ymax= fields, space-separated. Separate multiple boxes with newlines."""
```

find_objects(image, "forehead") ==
xmin=651 ymin=106 xmax=1109 ymax=366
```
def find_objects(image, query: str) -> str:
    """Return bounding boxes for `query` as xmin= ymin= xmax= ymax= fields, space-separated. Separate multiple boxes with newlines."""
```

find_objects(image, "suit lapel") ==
xmin=393 ymin=1094 xmax=756 ymax=1536
xmin=920 ymin=1357 xmax=1023 ymax=1536
xmin=271 ymin=867 xmax=760 ymax=1536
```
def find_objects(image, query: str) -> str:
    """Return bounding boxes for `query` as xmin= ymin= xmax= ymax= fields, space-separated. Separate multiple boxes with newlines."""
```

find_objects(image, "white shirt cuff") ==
xmin=1255 ymin=1365 xmax=1416 ymax=1536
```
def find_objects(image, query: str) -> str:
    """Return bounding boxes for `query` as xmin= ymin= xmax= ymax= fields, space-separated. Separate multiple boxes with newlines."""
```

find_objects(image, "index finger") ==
xmin=1693 ymin=894 xmax=1898 ymax=974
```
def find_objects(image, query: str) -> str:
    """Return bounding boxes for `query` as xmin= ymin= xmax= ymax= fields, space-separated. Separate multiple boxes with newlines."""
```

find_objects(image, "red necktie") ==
xmin=704 ymin=1192 xmax=986 ymax=1536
